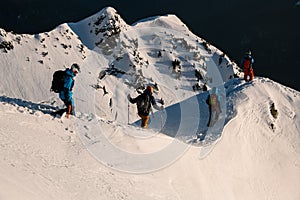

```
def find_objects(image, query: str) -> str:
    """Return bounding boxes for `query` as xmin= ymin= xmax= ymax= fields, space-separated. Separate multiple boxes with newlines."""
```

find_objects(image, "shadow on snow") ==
xmin=133 ymin=78 xmax=252 ymax=145
xmin=0 ymin=95 xmax=58 ymax=115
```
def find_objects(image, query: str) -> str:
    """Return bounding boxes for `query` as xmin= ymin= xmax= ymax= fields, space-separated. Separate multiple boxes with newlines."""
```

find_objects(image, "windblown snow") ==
xmin=0 ymin=7 xmax=299 ymax=200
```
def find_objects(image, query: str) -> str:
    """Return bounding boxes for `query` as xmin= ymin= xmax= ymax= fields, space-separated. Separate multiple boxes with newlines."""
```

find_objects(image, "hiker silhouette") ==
xmin=58 ymin=63 xmax=80 ymax=118
xmin=128 ymin=85 xmax=164 ymax=128
xmin=206 ymin=87 xmax=222 ymax=127
xmin=241 ymin=50 xmax=255 ymax=82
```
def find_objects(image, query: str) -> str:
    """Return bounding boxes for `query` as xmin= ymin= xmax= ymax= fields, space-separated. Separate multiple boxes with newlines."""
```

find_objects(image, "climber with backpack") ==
xmin=241 ymin=50 xmax=255 ymax=82
xmin=206 ymin=87 xmax=221 ymax=127
xmin=128 ymin=85 xmax=164 ymax=128
xmin=50 ymin=63 xmax=80 ymax=118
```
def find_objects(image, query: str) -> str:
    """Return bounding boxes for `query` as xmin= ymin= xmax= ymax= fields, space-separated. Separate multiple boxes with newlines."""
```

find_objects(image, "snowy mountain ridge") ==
xmin=0 ymin=6 xmax=299 ymax=200
xmin=0 ymin=6 xmax=240 ymax=102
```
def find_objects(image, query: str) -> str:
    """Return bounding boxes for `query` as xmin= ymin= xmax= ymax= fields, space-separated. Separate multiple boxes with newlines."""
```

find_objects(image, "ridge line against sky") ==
xmin=0 ymin=0 xmax=299 ymax=91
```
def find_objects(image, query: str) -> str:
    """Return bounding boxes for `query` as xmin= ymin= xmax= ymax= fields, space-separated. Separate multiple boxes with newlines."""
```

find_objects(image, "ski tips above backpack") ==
xmin=50 ymin=70 xmax=65 ymax=93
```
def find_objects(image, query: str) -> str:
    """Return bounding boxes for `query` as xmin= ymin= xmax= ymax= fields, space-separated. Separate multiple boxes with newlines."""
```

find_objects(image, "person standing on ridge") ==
xmin=241 ymin=50 xmax=255 ymax=82
xmin=59 ymin=63 xmax=80 ymax=118
xmin=206 ymin=87 xmax=221 ymax=127
xmin=128 ymin=85 xmax=164 ymax=128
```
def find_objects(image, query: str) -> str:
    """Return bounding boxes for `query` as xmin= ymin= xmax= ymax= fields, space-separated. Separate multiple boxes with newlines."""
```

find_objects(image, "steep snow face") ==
xmin=0 ymin=77 xmax=299 ymax=200
xmin=0 ymin=6 xmax=241 ymax=123
xmin=215 ymin=78 xmax=300 ymax=200
xmin=0 ymin=24 xmax=87 ymax=101
xmin=69 ymin=6 xmax=129 ymax=50
xmin=70 ymin=7 xmax=241 ymax=125
xmin=132 ymin=14 xmax=190 ymax=32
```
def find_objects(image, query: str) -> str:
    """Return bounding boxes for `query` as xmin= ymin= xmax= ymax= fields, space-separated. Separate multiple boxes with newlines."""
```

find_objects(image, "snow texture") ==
xmin=0 ymin=6 xmax=299 ymax=200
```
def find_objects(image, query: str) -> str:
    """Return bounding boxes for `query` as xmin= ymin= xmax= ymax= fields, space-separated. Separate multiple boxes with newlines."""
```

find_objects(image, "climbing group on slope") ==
xmin=49 ymin=49 xmax=255 ymax=132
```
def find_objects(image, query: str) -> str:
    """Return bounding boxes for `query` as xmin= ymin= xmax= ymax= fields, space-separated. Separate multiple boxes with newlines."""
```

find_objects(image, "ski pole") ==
xmin=128 ymin=102 xmax=130 ymax=125
xmin=160 ymin=98 xmax=164 ymax=130
xmin=160 ymin=110 xmax=163 ymax=130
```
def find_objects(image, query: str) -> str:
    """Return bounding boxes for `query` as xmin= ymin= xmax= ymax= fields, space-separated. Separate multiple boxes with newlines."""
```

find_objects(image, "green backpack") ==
xmin=209 ymin=94 xmax=218 ymax=106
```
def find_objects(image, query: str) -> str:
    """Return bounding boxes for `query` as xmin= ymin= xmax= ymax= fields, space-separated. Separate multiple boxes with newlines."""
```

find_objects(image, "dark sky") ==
xmin=1 ymin=0 xmax=300 ymax=91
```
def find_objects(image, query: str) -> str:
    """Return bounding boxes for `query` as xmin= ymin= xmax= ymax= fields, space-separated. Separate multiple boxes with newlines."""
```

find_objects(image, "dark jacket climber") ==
xmin=128 ymin=86 xmax=163 ymax=128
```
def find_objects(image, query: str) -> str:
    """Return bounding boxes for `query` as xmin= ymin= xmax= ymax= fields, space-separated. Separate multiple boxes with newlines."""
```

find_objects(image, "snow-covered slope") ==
xmin=0 ymin=24 xmax=87 ymax=101
xmin=0 ymin=77 xmax=299 ymax=200
xmin=0 ymin=6 xmax=299 ymax=200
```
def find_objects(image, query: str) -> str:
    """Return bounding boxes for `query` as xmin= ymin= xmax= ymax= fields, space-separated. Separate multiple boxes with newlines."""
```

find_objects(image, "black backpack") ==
xmin=50 ymin=70 xmax=65 ymax=93
xmin=137 ymin=93 xmax=150 ymax=115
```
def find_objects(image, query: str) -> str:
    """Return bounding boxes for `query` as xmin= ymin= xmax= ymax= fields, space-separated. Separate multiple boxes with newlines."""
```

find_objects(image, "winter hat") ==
xmin=71 ymin=63 xmax=80 ymax=73
xmin=147 ymin=85 xmax=153 ymax=93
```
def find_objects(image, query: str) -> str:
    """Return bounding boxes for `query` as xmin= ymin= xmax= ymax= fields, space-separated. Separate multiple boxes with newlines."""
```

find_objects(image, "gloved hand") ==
xmin=160 ymin=98 xmax=165 ymax=105
xmin=160 ymin=105 xmax=164 ymax=110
